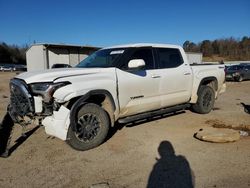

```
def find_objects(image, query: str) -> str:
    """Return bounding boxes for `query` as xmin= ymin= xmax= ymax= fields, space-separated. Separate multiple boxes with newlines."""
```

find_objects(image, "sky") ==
xmin=0 ymin=0 xmax=249 ymax=47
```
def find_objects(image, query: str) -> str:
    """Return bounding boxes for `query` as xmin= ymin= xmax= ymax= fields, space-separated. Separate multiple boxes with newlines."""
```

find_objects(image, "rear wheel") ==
xmin=235 ymin=75 xmax=243 ymax=82
xmin=67 ymin=103 xmax=110 ymax=151
xmin=192 ymin=85 xmax=215 ymax=114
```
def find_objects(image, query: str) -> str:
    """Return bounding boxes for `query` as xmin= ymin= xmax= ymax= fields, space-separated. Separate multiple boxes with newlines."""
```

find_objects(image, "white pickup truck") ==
xmin=8 ymin=43 xmax=226 ymax=151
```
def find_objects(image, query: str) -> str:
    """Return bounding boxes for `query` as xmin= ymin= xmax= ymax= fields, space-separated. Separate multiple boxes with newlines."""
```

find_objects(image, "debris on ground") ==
xmin=239 ymin=130 xmax=249 ymax=137
xmin=194 ymin=127 xmax=240 ymax=143
xmin=241 ymin=103 xmax=250 ymax=114
xmin=89 ymin=182 xmax=110 ymax=188
xmin=2 ymin=95 xmax=8 ymax=99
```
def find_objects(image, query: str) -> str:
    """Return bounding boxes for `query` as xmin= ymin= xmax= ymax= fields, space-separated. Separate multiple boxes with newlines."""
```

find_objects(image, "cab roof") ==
xmin=103 ymin=43 xmax=181 ymax=49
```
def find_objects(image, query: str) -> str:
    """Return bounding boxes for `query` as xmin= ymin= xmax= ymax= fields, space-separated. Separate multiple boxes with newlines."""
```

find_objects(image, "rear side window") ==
xmin=157 ymin=48 xmax=183 ymax=68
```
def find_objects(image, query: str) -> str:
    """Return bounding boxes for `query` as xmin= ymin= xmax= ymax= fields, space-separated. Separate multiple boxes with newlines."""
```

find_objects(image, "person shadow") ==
xmin=0 ymin=113 xmax=40 ymax=157
xmin=147 ymin=141 xmax=195 ymax=188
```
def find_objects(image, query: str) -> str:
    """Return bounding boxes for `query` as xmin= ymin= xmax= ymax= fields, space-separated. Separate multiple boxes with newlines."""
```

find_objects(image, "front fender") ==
xmin=53 ymin=79 xmax=117 ymax=103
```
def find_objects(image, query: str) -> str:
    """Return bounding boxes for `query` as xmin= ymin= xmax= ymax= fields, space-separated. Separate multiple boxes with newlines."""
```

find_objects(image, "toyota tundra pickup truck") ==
xmin=8 ymin=43 xmax=226 ymax=151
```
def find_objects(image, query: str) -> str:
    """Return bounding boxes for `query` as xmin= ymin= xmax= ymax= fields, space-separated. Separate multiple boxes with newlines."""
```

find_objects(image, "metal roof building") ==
xmin=185 ymin=52 xmax=203 ymax=64
xmin=26 ymin=43 xmax=100 ymax=71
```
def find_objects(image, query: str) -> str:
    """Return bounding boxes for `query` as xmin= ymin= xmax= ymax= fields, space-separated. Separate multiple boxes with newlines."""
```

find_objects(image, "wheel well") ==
xmin=199 ymin=77 xmax=218 ymax=92
xmin=66 ymin=91 xmax=116 ymax=126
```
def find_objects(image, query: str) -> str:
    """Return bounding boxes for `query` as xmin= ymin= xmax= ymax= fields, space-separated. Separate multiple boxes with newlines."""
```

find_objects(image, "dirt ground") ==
xmin=0 ymin=72 xmax=250 ymax=188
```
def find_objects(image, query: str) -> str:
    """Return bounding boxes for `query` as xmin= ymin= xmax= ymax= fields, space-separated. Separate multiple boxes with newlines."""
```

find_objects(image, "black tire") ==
xmin=192 ymin=85 xmax=215 ymax=114
xmin=66 ymin=103 xmax=110 ymax=151
xmin=235 ymin=75 xmax=243 ymax=82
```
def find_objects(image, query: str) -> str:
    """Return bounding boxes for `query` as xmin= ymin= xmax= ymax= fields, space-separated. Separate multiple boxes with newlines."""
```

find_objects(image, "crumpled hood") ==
xmin=16 ymin=68 xmax=103 ymax=84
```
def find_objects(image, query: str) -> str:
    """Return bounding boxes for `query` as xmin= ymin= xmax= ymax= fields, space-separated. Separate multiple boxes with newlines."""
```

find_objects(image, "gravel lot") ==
xmin=0 ymin=72 xmax=250 ymax=188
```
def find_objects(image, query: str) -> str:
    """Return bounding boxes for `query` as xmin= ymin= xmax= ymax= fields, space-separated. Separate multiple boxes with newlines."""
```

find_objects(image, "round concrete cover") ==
xmin=195 ymin=127 xmax=240 ymax=143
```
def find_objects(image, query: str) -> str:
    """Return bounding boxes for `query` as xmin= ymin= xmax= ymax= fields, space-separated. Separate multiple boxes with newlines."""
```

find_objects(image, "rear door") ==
xmin=155 ymin=48 xmax=193 ymax=108
xmin=117 ymin=47 xmax=161 ymax=118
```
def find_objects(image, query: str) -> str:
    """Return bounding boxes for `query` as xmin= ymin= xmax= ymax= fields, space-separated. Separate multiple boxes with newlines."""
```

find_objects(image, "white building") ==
xmin=26 ymin=44 xmax=100 ymax=71
xmin=185 ymin=52 xmax=203 ymax=64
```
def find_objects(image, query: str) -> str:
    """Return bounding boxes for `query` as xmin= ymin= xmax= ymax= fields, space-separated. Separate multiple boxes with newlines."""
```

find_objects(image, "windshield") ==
xmin=76 ymin=48 xmax=126 ymax=68
xmin=228 ymin=65 xmax=243 ymax=71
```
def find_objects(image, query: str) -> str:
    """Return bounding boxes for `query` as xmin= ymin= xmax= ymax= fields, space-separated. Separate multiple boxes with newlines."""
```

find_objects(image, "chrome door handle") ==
xmin=184 ymin=72 xmax=191 ymax=75
xmin=151 ymin=75 xmax=161 ymax=78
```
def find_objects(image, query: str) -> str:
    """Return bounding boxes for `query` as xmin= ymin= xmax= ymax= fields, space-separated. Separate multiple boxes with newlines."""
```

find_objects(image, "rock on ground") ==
xmin=195 ymin=127 xmax=240 ymax=143
xmin=89 ymin=182 xmax=110 ymax=188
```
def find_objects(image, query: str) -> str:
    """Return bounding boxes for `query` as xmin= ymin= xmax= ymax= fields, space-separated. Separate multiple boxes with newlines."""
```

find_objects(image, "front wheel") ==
xmin=192 ymin=85 xmax=215 ymax=114
xmin=67 ymin=103 xmax=110 ymax=151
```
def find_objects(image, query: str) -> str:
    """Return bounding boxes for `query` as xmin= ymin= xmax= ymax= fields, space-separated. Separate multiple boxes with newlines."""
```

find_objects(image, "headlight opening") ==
xmin=30 ymin=82 xmax=71 ymax=103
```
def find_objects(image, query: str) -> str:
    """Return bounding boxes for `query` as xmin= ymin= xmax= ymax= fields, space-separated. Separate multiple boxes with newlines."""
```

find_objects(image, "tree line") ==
xmin=183 ymin=36 xmax=250 ymax=61
xmin=0 ymin=42 xmax=27 ymax=65
xmin=1 ymin=36 xmax=250 ymax=64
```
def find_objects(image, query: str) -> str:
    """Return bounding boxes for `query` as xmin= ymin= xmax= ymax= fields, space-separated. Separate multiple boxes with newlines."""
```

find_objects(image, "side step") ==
xmin=118 ymin=103 xmax=190 ymax=124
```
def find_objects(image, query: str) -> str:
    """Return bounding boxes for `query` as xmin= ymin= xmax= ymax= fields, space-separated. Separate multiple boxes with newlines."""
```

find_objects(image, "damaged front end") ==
xmin=8 ymin=78 xmax=71 ymax=140
xmin=8 ymin=79 xmax=35 ymax=125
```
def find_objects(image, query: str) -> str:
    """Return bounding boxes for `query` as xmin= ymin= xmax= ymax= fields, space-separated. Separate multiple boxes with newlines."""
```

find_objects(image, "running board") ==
xmin=118 ymin=103 xmax=190 ymax=124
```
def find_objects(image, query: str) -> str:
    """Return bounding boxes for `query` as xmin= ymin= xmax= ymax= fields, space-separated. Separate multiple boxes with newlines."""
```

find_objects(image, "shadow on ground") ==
xmin=0 ymin=113 xmax=14 ymax=157
xmin=0 ymin=113 xmax=40 ymax=157
xmin=147 ymin=140 xmax=195 ymax=188
xmin=8 ymin=126 xmax=40 ymax=156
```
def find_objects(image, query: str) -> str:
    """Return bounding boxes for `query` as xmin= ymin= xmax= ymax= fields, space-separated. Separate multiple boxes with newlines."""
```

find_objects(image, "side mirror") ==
xmin=128 ymin=59 xmax=145 ymax=69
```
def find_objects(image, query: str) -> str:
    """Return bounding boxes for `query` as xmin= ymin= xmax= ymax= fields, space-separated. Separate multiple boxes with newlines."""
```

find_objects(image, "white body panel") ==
xmin=53 ymin=68 xmax=119 ymax=113
xmin=42 ymin=106 xmax=70 ymax=140
xmin=190 ymin=64 xmax=226 ymax=103
xmin=16 ymin=68 xmax=102 ymax=84
xmin=116 ymin=69 xmax=161 ymax=118
xmin=158 ymin=63 xmax=193 ymax=107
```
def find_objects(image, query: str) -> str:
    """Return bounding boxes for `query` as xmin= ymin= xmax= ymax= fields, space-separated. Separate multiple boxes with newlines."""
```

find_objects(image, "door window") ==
xmin=128 ymin=48 xmax=155 ymax=70
xmin=157 ymin=48 xmax=183 ymax=69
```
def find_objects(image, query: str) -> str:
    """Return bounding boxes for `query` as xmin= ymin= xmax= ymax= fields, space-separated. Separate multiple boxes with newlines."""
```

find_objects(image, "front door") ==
xmin=117 ymin=48 xmax=161 ymax=118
